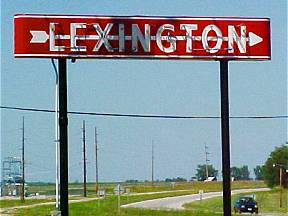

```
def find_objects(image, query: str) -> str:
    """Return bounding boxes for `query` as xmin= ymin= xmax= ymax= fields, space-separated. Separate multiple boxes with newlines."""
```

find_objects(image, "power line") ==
xmin=1 ymin=106 xmax=287 ymax=119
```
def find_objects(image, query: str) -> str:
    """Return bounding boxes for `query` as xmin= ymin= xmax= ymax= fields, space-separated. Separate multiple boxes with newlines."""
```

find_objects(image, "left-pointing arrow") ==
xmin=30 ymin=31 xmax=49 ymax=43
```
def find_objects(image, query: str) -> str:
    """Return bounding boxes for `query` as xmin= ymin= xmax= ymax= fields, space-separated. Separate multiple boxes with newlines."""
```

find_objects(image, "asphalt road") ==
xmin=121 ymin=188 xmax=270 ymax=210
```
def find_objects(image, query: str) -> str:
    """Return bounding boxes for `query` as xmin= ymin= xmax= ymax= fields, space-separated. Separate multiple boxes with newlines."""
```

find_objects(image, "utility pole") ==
xmin=279 ymin=167 xmax=282 ymax=208
xmin=151 ymin=140 xmax=154 ymax=187
xmin=205 ymin=144 xmax=210 ymax=180
xmin=21 ymin=116 xmax=25 ymax=201
xmin=273 ymin=163 xmax=284 ymax=208
xmin=82 ymin=120 xmax=87 ymax=197
xmin=94 ymin=127 xmax=99 ymax=196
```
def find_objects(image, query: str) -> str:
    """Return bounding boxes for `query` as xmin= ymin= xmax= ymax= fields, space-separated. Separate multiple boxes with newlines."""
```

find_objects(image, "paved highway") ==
xmin=121 ymin=188 xmax=270 ymax=210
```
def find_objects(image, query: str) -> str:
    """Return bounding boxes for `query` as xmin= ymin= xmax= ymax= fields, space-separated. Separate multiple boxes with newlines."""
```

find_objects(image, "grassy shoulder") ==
xmin=0 ymin=199 xmax=55 ymax=208
xmin=8 ymin=191 xmax=194 ymax=215
xmin=1 ymin=180 xmax=265 ymax=208
xmin=0 ymin=196 xmax=84 ymax=208
xmin=184 ymin=188 xmax=288 ymax=214
xmin=24 ymin=180 xmax=266 ymax=196
xmin=2 ymin=181 xmax=268 ymax=216
xmin=12 ymin=193 xmax=222 ymax=216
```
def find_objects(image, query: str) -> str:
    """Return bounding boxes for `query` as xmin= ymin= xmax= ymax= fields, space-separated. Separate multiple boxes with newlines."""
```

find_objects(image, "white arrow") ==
xmin=30 ymin=31 xmax=49 ymax=43
xmin=248 ymin=32 xmax=263 ymax=47
xmin=29 ymin=29 xmax=263 ymax=49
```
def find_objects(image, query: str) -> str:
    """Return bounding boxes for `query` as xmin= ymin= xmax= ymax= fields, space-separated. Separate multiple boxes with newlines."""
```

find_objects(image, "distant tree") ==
xmin=230 ymin=165 xmax=250 ymax=180
xmin=241 ymin=165 xmax=250 ymax=180
xmin=231 ymin=167 xmax=242 ymax=180
xmin=254 ymin=165 xmax=264 ymax=180
xmin=262 ymin=144 xmax=288 ymax=188
xmin=165 ymin=177 xmax=187 ymax=182
xmin=125 ymin=179 xmax=138 ymax=183
xmin=175 ymin=177 xmax=187 ymax=182
xmin=195 ymin=164 xmax=218 ymax=181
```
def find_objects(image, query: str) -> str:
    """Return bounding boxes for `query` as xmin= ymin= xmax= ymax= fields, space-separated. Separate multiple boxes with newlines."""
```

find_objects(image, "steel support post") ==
xmin=58 ymin=58 xmax=68 ymax=216
xmin=220 ymin=60 xmax=231 ymax=216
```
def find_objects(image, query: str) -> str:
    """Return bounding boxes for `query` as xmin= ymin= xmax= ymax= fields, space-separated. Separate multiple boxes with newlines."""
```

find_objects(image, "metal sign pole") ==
xmin=58 ymin=58 xmax=69 ymax=216
xmin=220 ymin=60 xmax=231 ymax=216
xmin=118 ymin=191 xmax=121 ymax=214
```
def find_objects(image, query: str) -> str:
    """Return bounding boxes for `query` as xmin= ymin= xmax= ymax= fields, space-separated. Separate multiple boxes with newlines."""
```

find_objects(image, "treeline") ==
xmin=194 ymin=164 xmax=253 ymax=181
xmin=164 ymin=177 xmax=187 ymax=182
xmin=125 ymin=145 xmax=287 ymax=187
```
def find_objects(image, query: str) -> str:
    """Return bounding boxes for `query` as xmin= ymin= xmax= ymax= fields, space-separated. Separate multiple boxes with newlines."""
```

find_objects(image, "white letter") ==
xmin=156 ymin=24 xmax=176 ymax=53
xmin=93 ymin=23 xmax=114 ymax=52
xmin=119 ymin=24 xmax=125 ymax=52
xmin=70 ymin=23 xmax=86 ymax=52
xmin=132 ymin=24 xmax=150 ymax=52
xmin=49 ymin=23 xmax=65 ymax=51
xmin=202 ymin=25 xmax=223 ymax=53
xmin=180 ymin=24 xmax=197 ymax=53
xmin=228 ymin=25 xmax=246 ymax=53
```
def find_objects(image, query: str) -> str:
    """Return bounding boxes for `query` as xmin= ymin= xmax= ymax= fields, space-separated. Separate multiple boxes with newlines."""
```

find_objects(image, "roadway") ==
xmin=121 ymin=188 xmax=270 ymax=210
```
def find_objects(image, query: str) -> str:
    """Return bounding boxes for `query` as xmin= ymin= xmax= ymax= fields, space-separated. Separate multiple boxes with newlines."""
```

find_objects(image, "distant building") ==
xmin=204 ymin=176 xmax=217 ymax=182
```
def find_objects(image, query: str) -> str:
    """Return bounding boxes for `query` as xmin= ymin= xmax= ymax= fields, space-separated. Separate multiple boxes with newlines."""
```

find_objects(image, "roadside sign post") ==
xmin=199 ymin=190 xmax=204 ymax=201
xmin=114 ymin=184 xmax=124 ymax=214
xmin=58 ymin=58 xmax=68 ymax=216
xmin=125 ymin=188 xmax=130 ymax=202
xmin=220 ymin=60 xmax=231 ymax=215
xmin=171 ymin=182 xmax=175 ymax=189
xmin=14 ymin=15 xmax=271 ymax=216
xmin=118 ymin=190 xmax=120 ymax=214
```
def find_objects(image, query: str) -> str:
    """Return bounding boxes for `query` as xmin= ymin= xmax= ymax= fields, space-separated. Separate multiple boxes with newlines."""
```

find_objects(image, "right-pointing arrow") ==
xmin=30 ymin=31 xmax=49 ymax=43
xmin=249 ymin=32 xmax=263 ymax=47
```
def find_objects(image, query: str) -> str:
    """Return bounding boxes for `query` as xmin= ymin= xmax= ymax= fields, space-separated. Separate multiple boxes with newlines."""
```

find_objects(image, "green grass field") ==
xmin=184 ymin=188 xmax=288 ymax=214
xmin=25 ymin=180 xmax=266 ymax=196
xmin=0 ymin=180 xmax=265 ymax=207
xmin=11 ymin=189 xmax=285 ymax=216
xmin=2 ymin=181 xmax=283 ymax=216
xmin=9 ymin=193 xmax=222 ymax=216
xmin=0 ymin=199 xmax=54 ymax=208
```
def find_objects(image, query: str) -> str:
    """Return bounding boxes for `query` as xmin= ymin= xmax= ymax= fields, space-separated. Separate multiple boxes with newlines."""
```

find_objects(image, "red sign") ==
xmin=14 ymin=14 xmax=271 ymax=60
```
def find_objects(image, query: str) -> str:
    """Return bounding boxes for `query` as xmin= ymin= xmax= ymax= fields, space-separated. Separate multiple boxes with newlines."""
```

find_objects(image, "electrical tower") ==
xmin=1 ymin=157 xmax=22 ymax=196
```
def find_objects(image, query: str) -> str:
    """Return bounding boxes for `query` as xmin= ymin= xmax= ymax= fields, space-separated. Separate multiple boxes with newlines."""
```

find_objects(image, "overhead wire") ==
xmin=1 ymin=106 xmax=287 ymax=119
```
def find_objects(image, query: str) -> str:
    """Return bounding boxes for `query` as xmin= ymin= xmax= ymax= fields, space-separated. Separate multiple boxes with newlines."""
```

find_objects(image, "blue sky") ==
xmin=1 ymin=0 xmax=287 ymax=182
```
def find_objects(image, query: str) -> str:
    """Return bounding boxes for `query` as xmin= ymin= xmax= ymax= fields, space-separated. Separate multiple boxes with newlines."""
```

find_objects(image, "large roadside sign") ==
xmin=13 ymin=14 xmax=272 ymax=216
xmin=14 ymin=14 xmax=271 ymax=60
